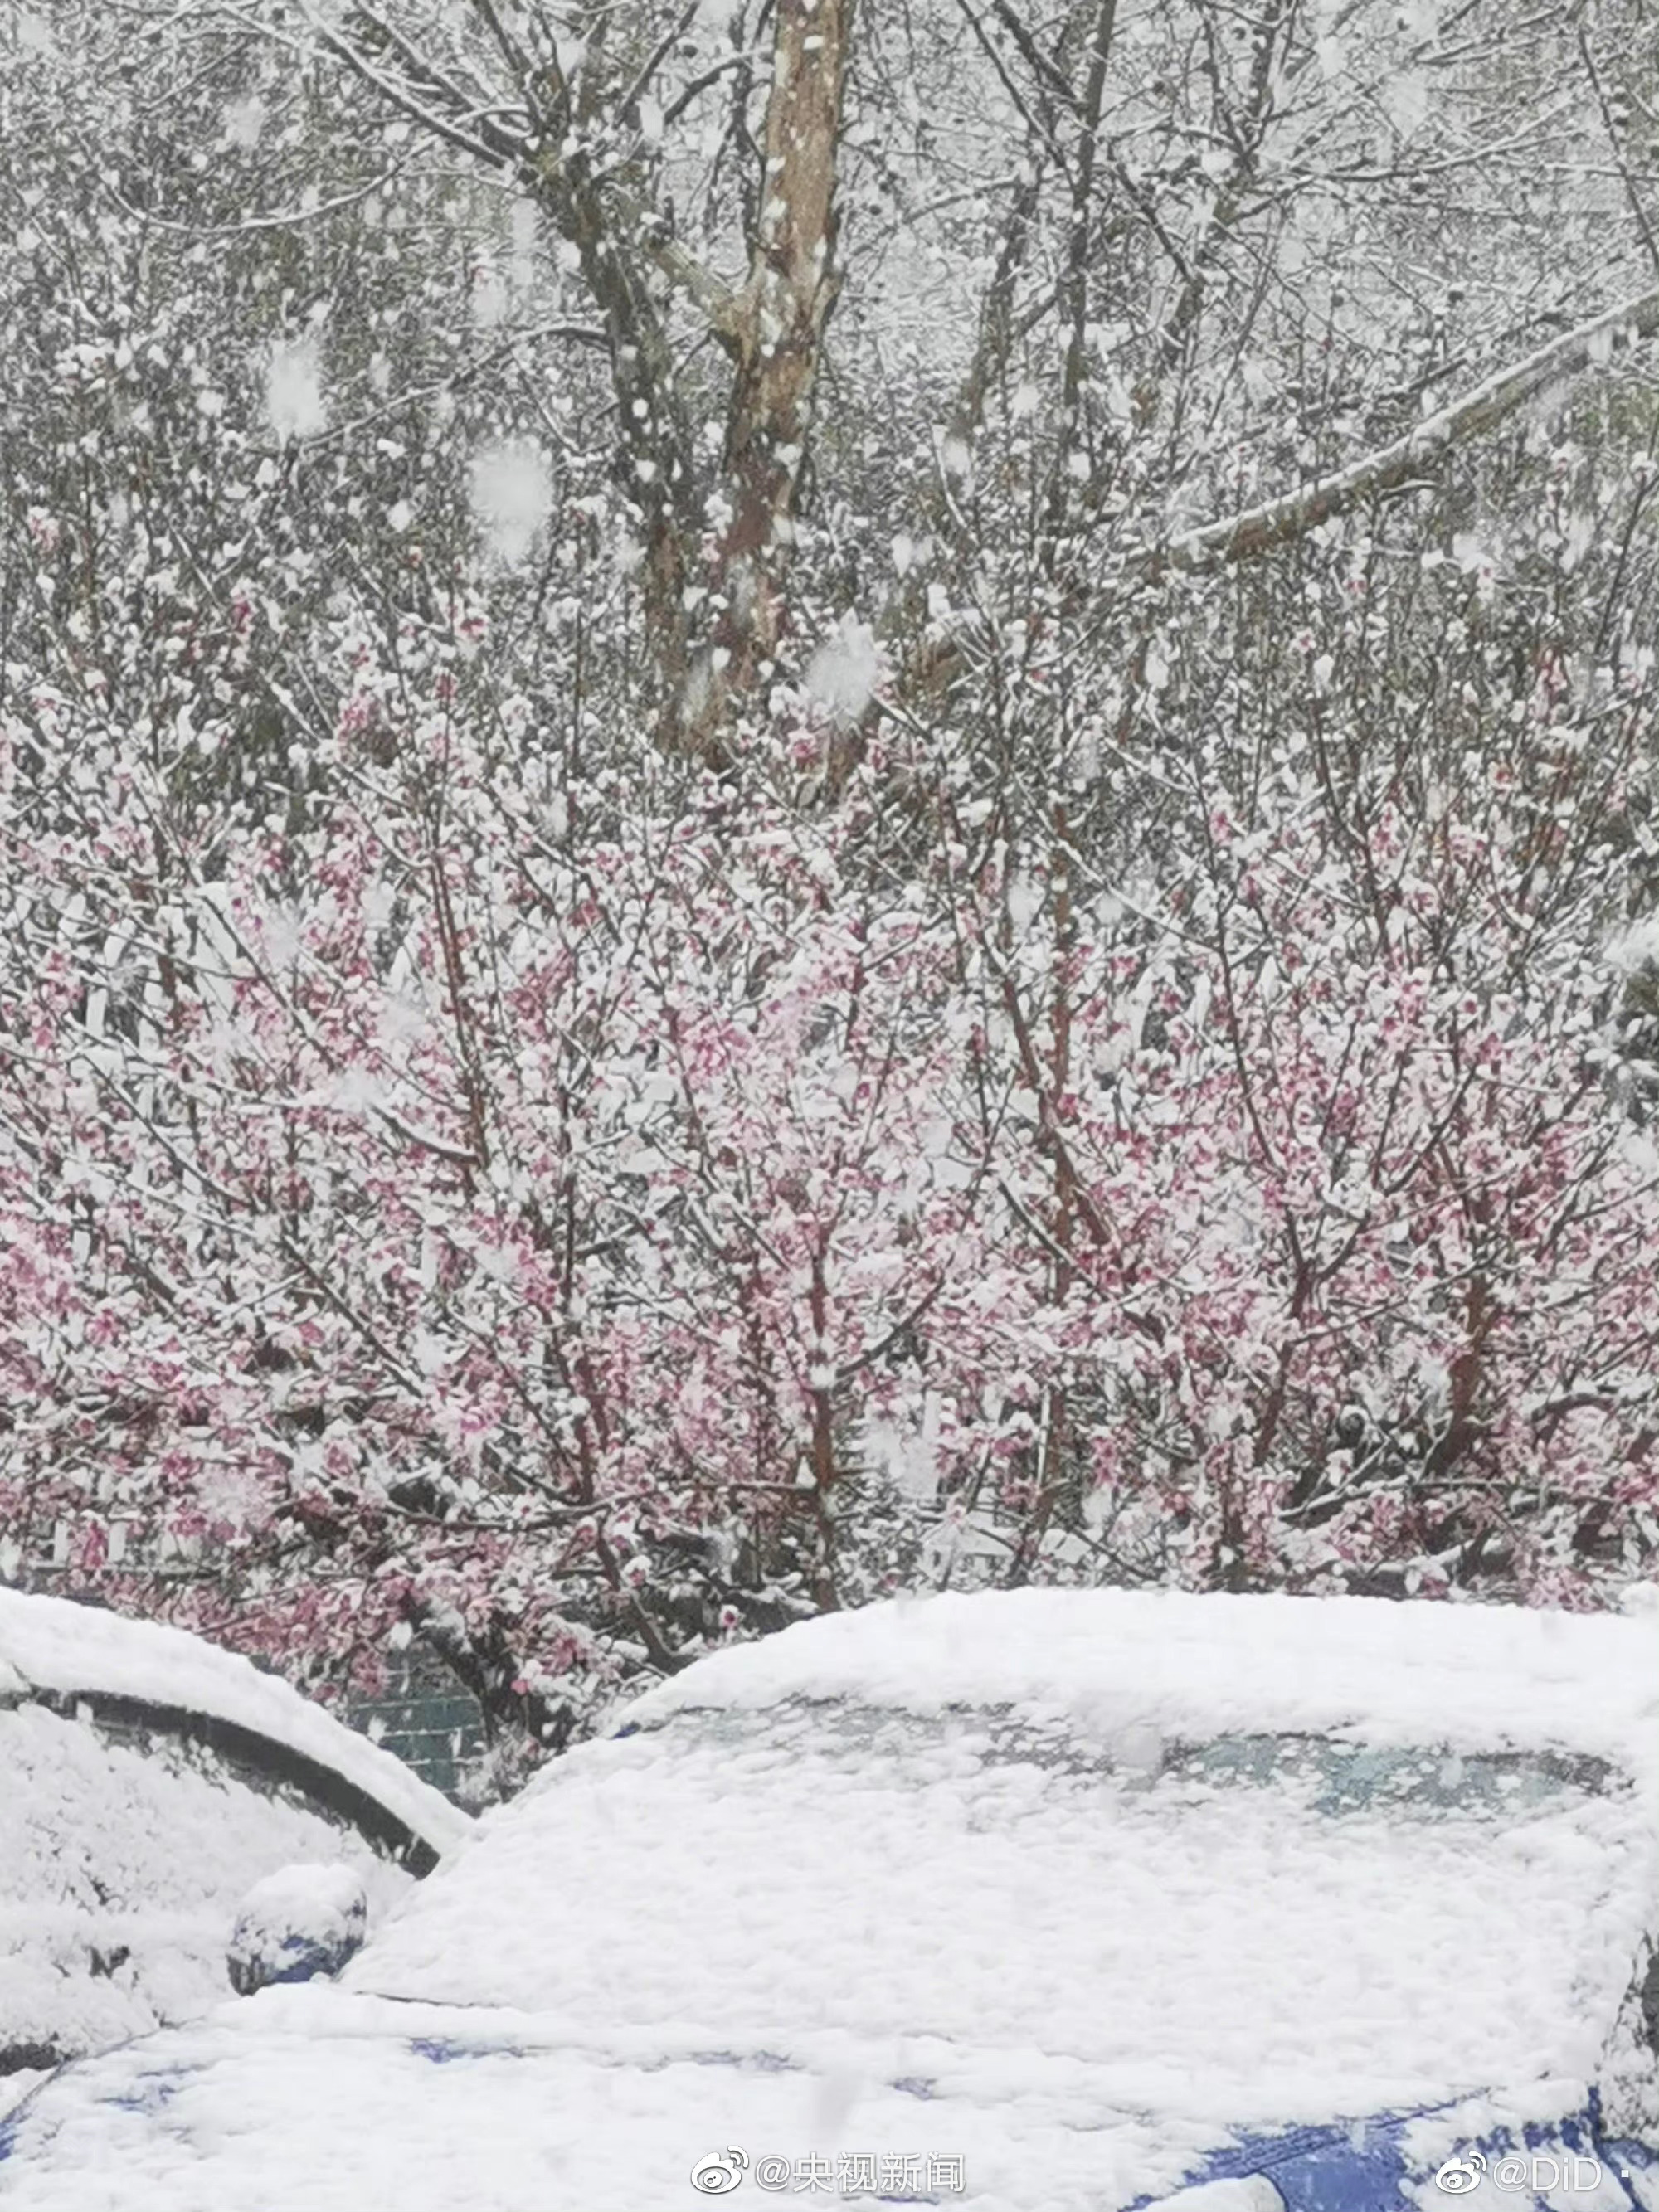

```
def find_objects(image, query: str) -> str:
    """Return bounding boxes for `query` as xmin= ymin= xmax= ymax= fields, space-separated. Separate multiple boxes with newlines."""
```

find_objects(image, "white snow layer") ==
xmin=0 ymin=1986 xmax=1234 ymax=2212
xmin=0 ymin=1587 xmax=469 ymax=1857
xmin=226 ymin=1864 xmax=368 ymax=1995
xmin=0 ymin=1703 xmax=406 ymax=2064
xmin=2 ymin=1589 xmax=1654 ymax=2211
xmin=620 ymin=1583 xmax=1659 ymax=1767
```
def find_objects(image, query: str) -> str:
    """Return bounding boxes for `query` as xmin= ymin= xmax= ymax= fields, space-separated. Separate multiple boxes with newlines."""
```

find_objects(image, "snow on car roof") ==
xmin=619 ymin=1586 xmax=1659 ymax=1772
xmin=0 ymin=1587 xmax=469 ymax=1858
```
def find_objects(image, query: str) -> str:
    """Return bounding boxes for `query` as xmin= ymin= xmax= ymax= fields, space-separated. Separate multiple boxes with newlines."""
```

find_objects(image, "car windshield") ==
xmin=645 ymin=1698 xmax=1618 ymax=1811
xmin=351 ymin=1695 xmax=1648 ymax=2128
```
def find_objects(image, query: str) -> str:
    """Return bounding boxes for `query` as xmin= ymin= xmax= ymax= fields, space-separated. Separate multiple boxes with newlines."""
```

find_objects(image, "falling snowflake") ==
xmin=264 ymin=338 xmax=328 ymax=442
xmin=222 ymin=96 xmax=265 ymax=149
xmin=467 ymin=440 xmax=555 ymax=565
xmin=804 ymin=615 xmax=882 ymax=724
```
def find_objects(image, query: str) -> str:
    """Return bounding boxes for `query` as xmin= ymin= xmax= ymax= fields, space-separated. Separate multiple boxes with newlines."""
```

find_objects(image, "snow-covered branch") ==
xmin=1160 ymin=288 xmax=1659 ymax=571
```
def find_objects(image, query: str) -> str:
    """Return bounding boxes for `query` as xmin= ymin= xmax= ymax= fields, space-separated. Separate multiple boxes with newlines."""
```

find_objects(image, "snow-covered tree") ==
xmin=2 ymin=0 xmax=1655 ymax=1786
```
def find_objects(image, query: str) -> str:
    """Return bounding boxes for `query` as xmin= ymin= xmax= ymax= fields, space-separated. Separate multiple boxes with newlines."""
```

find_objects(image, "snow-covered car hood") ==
xmin=0 ymin=1986 xmax=1222 ymax=2211
xmin=1 ymin=1988 xmax=1652 ymax=2212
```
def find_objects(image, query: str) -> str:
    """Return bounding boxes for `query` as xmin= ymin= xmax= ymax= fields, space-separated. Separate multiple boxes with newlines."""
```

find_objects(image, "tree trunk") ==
xmin=692 ymin=0 xmax=858 ymax=745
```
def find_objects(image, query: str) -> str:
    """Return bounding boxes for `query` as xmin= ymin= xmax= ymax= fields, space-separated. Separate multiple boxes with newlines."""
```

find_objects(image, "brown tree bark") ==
xmin=692 ymin=0 xmax=859 ymax=746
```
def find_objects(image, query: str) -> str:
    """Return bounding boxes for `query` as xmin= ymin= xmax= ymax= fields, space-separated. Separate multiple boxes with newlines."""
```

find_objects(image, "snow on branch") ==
xmin=1160 ymin=286 xmax=1659 ymax=571
xmin=304 ymin=1 xmax=746 ymax=346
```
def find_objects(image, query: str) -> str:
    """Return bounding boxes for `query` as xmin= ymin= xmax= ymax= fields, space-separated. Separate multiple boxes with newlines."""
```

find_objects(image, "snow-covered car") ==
xmin=1 ymin=1587 xmax=1655 ymax=2212
xmin=0 ymin=1587 xmax=469 ymax=2107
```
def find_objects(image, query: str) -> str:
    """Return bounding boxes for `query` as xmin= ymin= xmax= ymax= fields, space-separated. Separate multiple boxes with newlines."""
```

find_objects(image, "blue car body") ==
xmin=1138 ymin=2101 xmax=1658 ymax=2211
